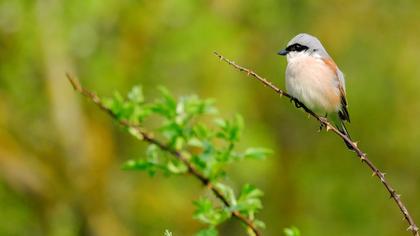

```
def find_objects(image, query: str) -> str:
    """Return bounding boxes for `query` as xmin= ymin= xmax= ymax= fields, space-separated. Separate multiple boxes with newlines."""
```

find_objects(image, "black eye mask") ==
xmin=286 ymin=43 xmax=309 ymax=52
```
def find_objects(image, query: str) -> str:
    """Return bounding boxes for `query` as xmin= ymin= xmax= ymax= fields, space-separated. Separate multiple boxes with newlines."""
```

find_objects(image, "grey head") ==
xmin=278 ymin=33 xmax=330 ymax=58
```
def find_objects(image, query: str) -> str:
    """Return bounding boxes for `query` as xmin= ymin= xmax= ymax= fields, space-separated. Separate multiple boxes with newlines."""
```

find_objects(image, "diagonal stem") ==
xmin=213 ymin=52 xmax=419 ymax=236
xmin=66 ymin=74 xmax=261 ymax=236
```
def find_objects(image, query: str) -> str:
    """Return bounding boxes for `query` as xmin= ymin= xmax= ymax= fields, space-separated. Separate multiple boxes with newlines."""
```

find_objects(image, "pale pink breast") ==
xmin=286 ymin=55 xmax=341 ymax=113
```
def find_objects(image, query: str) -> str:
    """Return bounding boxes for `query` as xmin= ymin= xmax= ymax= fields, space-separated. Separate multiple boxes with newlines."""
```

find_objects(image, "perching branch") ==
xmin=66 ymin=74 xmax=261 ymax=236
xmin=213 ymin=52 xmax=419 ymax=236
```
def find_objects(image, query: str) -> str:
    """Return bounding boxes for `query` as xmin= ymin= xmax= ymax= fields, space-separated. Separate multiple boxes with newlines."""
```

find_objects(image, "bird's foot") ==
xmin=290 ymin=98 xmax=302 ymax=108
xmin=318 ymin=123 xmax=325 ymax=132
xmin=318 ymin=115 xmax=328 ymax=132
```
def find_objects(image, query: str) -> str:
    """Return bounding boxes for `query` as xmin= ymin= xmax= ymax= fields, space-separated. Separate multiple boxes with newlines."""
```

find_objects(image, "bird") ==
xmin=277 ymin=33 xmax=352 ymax=149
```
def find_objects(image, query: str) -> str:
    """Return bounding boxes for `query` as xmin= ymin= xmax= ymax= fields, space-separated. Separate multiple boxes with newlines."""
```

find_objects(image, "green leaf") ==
xmin=254 ymin=219 xmax=266 ymax=229
xmin=192 ymin=123 xmax=211 ymax=139
xmin=167 ymin=159 xmax=188 ymax=174
xmin=174 ymin=136 xmax=185 ymax=151
xmin=160 ymin=121 xmax=183 ymax=143
xmin=103 ymin=88 xmax=150 ymax=123
xmin=229 ymin=114 xmax=244 ymax=141
xmin=236 ymin=184 xmax=263 ymax=216
xmin=182 ymin=96 xmax=217 ymax=116
xmin=146 ymin=144 xmax=159 ymax=162
xmin=187 ymin=137 xmax=203 ymax=148
xmin=201 ymin=99 xmax=218 ymax=115
xmin=158 ymin=86 xmax=176 ymax=105
xmin=283 ymin=226 xmax=301 ymax=236
xmin=195 ymin=227 xmax=218 ymax=236
xmin=153 ymin=86 xmax=177 ymax=118
xmin=127 ymin=86 xmax=144 ymax=103
xmin=122 ymin=145 xmax=166 ymax=176
xmin=128 ymin=127 xmax=144 ymax=140
xmin=213 ymin=118 xmax=226 ymax=129
xmin=103 ymin=91 xmax=124 ymax=115
xmin=243 ymin=148 xmax=272 ymax=160
xmin=214 ymin=183 xmax=236 ymax=206
xmin=215 ymin=115 xmax=244 ymax=142
xmin=193 ymin=198 xmax=230 ymax=226
xmin=239 ymin=184 xmax=264 ymax=200
xmin=149 ymin=86 xmax=178 ymax=120
xmin=191 ymin=155 xmax=208 ymax=173
xmin=122 ymin=159 xmax=154 ymax=171
xmin=164 ymin=229 xmax=173 ymax=236
xmin=122 ymin=159 xmax=167 ymax=176
xmin=122 ymin=159 xmax=157 ymax=175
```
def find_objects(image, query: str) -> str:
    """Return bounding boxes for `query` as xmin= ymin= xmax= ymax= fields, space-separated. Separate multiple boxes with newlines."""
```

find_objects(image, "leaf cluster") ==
xmin=102 ymin=86 xmax=271 ymax=235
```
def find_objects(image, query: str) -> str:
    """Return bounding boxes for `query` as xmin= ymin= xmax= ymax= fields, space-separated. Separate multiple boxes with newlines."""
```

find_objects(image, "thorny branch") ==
xmin=66 ymin=74 xmax=261 ymax=236
xmin=213 ymin=52 xmax=419 ymax=236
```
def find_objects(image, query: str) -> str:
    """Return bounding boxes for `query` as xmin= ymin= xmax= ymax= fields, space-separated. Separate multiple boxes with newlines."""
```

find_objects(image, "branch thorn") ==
xmin=325 ymin=125 xmax=331 ymax=132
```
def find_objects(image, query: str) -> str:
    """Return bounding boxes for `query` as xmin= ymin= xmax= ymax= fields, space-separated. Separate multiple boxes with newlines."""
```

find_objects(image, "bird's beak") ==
xmin=277 ymin=49 xmax=288 ymax=56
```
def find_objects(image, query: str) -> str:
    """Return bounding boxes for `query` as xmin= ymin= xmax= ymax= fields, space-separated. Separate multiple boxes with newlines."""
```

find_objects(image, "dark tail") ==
xmin=337 ymin=121 xmax=354 ymax=150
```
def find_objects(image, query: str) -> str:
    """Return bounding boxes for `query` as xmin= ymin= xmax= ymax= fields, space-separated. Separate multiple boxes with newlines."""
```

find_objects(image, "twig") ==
xmin=66 ymin=74 xmax=261 ymax=236
xmin=213 ymin=52 xmax=419 ymax=236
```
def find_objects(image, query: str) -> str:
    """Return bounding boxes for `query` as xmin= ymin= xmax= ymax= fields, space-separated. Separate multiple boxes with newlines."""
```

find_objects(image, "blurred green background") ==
xmin=0 ymin=0 xmax=419 ymax=235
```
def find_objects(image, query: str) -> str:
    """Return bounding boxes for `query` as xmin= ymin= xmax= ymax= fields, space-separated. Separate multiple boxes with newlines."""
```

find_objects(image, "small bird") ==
xmin=278 ymin=33 xmax=352 ymax=148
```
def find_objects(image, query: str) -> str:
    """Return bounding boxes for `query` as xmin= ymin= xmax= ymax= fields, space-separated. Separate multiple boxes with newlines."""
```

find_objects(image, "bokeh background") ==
xmin=1 ymin=0 xmax=419 ymax=235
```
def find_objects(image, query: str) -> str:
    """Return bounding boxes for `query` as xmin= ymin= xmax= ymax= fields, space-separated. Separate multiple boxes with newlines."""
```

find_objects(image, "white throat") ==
xmin=286 ymin=50 xmax=322 ymax=63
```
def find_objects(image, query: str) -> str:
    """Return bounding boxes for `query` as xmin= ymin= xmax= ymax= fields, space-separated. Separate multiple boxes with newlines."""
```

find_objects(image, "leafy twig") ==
xmin=66 ymin=74 xmax=262 ymax=236
xmin=213 ymin=52 xmax=419 ymax=236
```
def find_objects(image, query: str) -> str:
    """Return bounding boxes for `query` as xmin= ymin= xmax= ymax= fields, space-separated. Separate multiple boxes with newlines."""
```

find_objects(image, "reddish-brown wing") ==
xmin=322 ymin=58 xmax=350 ymax=122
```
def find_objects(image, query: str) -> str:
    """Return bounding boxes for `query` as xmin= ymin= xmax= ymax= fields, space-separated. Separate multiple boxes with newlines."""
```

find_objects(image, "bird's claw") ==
xmin=318 ymin=116 xmax=328 ymax=132
xmin=290 ymin=98 xmax=302 ymax=108
xmin=318 ymin=123 xmax=326 ymax=132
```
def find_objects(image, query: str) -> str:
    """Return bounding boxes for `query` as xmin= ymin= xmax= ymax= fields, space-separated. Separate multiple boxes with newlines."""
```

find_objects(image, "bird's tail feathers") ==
xmin=330 ymin=113 xmax=353 ymax=150
xmin=337 ymin=121 xmax=354 ymax=150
